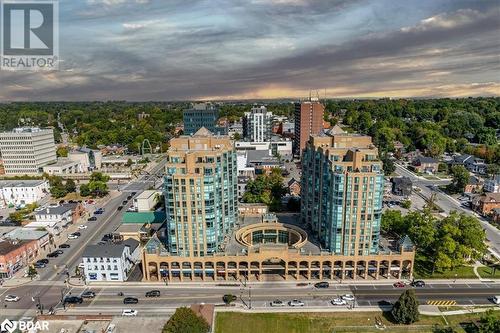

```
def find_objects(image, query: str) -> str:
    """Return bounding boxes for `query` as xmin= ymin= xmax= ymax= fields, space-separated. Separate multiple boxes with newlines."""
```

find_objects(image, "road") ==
xmin=2 ymin=282 xmax=499 ymax=317
xmin=0 ymin=157 xmax=168 ymax=320
xmin=395 ymin=164 xmax=500 ymax=257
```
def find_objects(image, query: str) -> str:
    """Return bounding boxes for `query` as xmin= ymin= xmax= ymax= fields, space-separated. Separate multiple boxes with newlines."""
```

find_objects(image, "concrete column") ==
xmin=341 ymin=262 xmax=345 ymax=280
xmin=364 ymin=262 xmax=368 ymax=280
xmin=397 ymin=263 xmax=402 ymax=279
xmin=258 ymin=267 xmax=262 ymax=281
xmin=318 ymin=263 xmax=323 ymax=280
xmin=284 ymin=263 xmax=288 ymax=281
xmin=353 ymin=262 xmax=357 ymax=280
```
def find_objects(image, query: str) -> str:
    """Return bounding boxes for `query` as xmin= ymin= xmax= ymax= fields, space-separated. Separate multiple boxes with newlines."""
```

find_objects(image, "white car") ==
xmin=331 ymin=298 xmax=347 ymax=306
xmin=342 ymin=294 xmax=355 ymax=301
xmin=270 ymin=300 xmax=286 ymax=307
xmin=4 ymin=295 xmax=20 ymax=302
xmin=122 ymin=309 xmax=138 ymax=316
xmin=68 ymin=234 xmax=79 ymax=239
xmin=288 ymin=299 xmax=305 ymax=307
xmin=493 ymin=295 xmax=500 ymax=305
xmin=78 ymin=225 xmax=88 ymax=230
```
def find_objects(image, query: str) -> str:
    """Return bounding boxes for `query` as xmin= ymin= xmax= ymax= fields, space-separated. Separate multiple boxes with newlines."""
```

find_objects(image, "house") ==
xmin=464 ymin=176 xmax=483 ymax=194
xmin=412 ymin=155 xmax=439 ymax=174
xmin=450 ymin=154 xmax=487 ymax=174
xmin=484 ymin=175 xmax=500 ymax=193
xmin=288 ymin=178 xmax=301 ymax=196
xmin=81 ymin=239 xmax=140 ymax=282
xmin=28 ymin=203 xmax=85 ymax=235
xmin=0 ymin=180 xmax=49 ymax=208
xmin=471 ymin=193 xmax=500 ymax=216
xmin=3 ymin=228 xmax=50 ymax=251
xmin=391 ymin=177 xmax=412 ymax=197
xmin=0 ymin=239 xmax=39 ymax=279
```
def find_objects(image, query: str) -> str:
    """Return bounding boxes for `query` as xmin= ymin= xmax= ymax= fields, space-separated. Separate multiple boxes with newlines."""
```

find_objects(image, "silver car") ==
xmin=288 ymin=299 xmax=305 ymax=307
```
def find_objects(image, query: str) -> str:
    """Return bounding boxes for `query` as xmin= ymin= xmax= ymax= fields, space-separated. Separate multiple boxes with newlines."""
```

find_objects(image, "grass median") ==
xmin=214 ymin=311 xmax=499 ymax=333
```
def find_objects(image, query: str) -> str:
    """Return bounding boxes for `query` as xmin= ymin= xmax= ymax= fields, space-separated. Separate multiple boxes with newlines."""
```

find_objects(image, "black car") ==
xmin=34 ymin=262 xmax=46 ymax=268
xmin=73 ymin=232 xmax=81 ymax=237
xmin=314 ymin=282 xmax=330 ymax=289
xmin=131 ymin=192 xmax=137 ymax=195
xmin=122 ymin=200 xmax=128 ymax=205
xmin=123 ymin=297 xmax=139 ymax=304
xmin=127 ymin=195 xmax=132 ymax=200
xmin=411 ymin=280 xmax=426 ymax=287
xmin=88 ymin=216 xmax=98 ymax=221
xmin=145 ymin=290 xmax=161 ymax=297
xmin=81 ymin=291 xmax=96 ymax=299
xmin=37 ymin=259 xmax=49 ymax=264
xmin=59 ymin=244 xmax=70 ymax=249
xmin=47 ymin=252 xmax=59 ymax=258
xmin=117 ymin=206 xmax=123 ymax=211
xmin=64 ymin=296 xmax=83 ymax=304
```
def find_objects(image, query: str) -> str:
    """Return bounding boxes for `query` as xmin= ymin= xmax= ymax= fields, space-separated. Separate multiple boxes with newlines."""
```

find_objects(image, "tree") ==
xmin=391 ymin=289 xmax=419 ymax=324
xmin=163 ymin=307 xmax=209 ymax=333
xmin=27 ymin=265 xmax=38 ymax=280
xmin=222 ymin=294 xmax=237 ymax=305
xmin=479 ymin=310 xmax=500 ymax=333
xmin=242 ymin=168 xmax=286 ymax=211
xmin=448 ymin=165 xmax=469 ymax=194
xmin=79 ymin=183 xmax=91 ymax=197
xmin=56 ymin=146 xmax=68 ymax=157
xmin=486 ymin=164 xmax=500 ymax=177
xmin=125 ymin=158 xmax=133 ymax=167
xmin=65 ymin=179 xmax=77 ymax=193
xmin=381 ymin=154 xmax=396 ymax=176
xmin=401 ymin=200 xmax=411 ymax=209
xmin=432 ymin=326 xmax=457 ymax=333
xmin=381 ymin=210 xmax=405 ymax=235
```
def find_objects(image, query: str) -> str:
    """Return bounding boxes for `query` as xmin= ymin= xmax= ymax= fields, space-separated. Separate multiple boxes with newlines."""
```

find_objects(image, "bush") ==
xmin=391 ymin=289 xmax=419 ymax=324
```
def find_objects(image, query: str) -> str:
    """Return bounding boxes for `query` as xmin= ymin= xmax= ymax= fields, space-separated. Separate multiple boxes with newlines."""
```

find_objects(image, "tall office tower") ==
xmin=301 ymin=133 xmax=384 ymax=256
xmin=183 ymin=103 xmax=225 ymax=135
xmin=293 ymin=98 xmax=324 ymax=155
xmin=0 ymin=127 xmax=56 ymax=175
xmin=242 ymin=106 xmax=273 ymax=142
xmin=164 ymin=127 xmax=238 ymax=257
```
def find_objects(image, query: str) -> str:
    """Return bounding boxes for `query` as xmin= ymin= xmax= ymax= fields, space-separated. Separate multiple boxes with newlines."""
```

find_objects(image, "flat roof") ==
xmin=0 ymin=180 xmax=47 ymax=188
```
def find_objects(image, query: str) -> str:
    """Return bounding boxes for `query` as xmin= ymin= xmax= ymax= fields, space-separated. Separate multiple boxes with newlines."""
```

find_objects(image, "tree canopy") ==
xmin=163 ymin=307 xmax=210 ymax=333
xmin=391 ymin=289 xmax=419 ymax=324
xmin=242 ymin=168 xmax=287 ymax=211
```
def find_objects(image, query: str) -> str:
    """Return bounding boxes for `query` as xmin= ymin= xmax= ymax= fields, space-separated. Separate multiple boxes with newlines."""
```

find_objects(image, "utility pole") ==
xmin=249 ymin=286 xmax=252 ymax=309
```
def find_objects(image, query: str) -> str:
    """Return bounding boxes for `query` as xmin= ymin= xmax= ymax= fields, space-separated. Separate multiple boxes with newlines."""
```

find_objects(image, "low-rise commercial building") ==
xmin=0 ymin=180 xmax=49 ymax=208
xmin=82 ymin=239 xmax=140 ymax=282
xmin=3 ymin=228 xmax=50 ymax=252
xmin=133 ymin=190 xmax=161 ymax=212
xmin=28 ymin=203 xmax=85 ymax=235
xmin=0 ymin=239 xmax=39 ymax=279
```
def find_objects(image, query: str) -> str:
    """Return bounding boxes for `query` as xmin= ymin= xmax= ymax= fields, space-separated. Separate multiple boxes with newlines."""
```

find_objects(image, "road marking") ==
xmin=426 ymin=300 xmax=456 ymax=306
xmin=466 ymin=284 xmax=471 ymax=288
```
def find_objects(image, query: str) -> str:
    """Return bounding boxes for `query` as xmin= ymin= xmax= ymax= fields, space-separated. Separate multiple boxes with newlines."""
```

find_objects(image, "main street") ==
xmin=395 ymin=164 xmax=500 ymax=257
xmin=0 ymin=157 xmax=168 ymax=320
xmin=2 ymin=282 xmax=499 ymax=317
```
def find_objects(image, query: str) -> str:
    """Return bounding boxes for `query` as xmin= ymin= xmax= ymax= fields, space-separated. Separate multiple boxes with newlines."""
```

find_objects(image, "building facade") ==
xmin=0 ymin=239 xmax=39 ymax=279
xmin=242 ymin=106 xmax=273 ymax=142
xmin=484 ymin=175 xmax=500 ymax=193
xmin=82 ymin=239 xmax=140 ymax=282
xmin=0 ymin=180 xmax=49 ymax=208
xmin=164 ymin=128 xmax=238 ymax=257
xmin=293 ymin=99 xmax=324 ymax=156
xmin=183 ymin=103 xmax=225 ymax=135
xmin=301 ymin=133 xmax=383 ymax=255
xmin=0 ymin=127 xmax=57 ymax=175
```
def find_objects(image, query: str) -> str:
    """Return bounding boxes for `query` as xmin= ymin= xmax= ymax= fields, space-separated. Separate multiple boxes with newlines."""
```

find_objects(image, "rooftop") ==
xmin=0 ymin=180 xmax=47 ymax=188
xmin=121 ymin=211 xmax=166 ymax=224
xmin=82 ymin=239 xmax=139 ymax=258
xmin=34 ymin=203 xmax=77 ymax=216
xmin=0 ymin=239 xmax=33 ymax=255
xmin=5 ymin=228 xmax=48 ymax=240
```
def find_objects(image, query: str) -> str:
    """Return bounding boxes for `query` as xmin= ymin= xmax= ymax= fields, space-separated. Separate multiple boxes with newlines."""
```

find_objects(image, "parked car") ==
xmin=331 ymin=298 xmax=347 ymax=306
xmin=4 ymin=295 xmax=20 ymax=302
xmin=81 ymin=291 xmax=96 ymax=299
xmin=47 ymin=252 xmax=59 ymax=258
xmin=64 ymin=296 xmax=83 ymax=304
xmin=122 ymin=309 xmax=138 ymax=317
xmin=101 ymin=234 xmax=113 ymax=242
xmin=393 ymin=281 xmax=406 ymax=288
xmin=145 ymin=290 xmax=160 ymax=297
xmin=270 ymin=300 xmax=285 ymax=307
xmin=342 ymin=294 xmax=355 ymax=301
xmin=117 ymin=206 xmax=123 ymax=211
xmin=410 ymin=280 xmax=426 ymax=288
xmin=123 ymin=297 xmax=139 ymax=304
xmin=131 ymin=192 xmax=137 ymax=196
xmin=55 ymin=249 xmax=64 ymax=255
xmin=78 ymin=225 xmax=88 ymax=230
xmin=68 ymin=234 xmax=79 ymax=240
xmin=105 ymin=324 xmax=116 ymax=333
xmin=59 ymin=244 xmax=70 ymax=249
xmin=492 ymin=296 xmax=500 ymax=305
xmin=127 ymin=195 xmax=133 ymax=200
xmin=88 ymin=216 xmax=97 ymax=221
xmin=37 ymin=259 xmax=49 ymax=264
xmin=314 ymin=282 xmax=329 ymax=289
xmin=288 ymin=299 xmax=305 ymax=307
xmin=34 ymin=262 xmax=46 ymax=268
xmin=122 ymin=200 xmax=128 ymax=205
xmin=73 ymin=232 xmax=81 ymax=236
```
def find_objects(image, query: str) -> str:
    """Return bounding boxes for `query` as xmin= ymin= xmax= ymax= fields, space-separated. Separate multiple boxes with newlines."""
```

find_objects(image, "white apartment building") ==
xmin=82 ymin=239 xmax=140 ymax=282
xmin=0 ymin=180 xmax=49 ymax=208
xmin=29 ymin=204 xmax=75 ymax=235
xmin=0 ymin=127 xmax=57 ymax=175
xmin=243 ymin=106 xmax=273 ymax=142
xmin=484 ymin=175 xmax=500 ymax=193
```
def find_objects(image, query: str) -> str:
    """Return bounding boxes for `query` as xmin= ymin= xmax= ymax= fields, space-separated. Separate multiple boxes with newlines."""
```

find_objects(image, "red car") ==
xmin=393 ymin=281 xmax=406 ymax=288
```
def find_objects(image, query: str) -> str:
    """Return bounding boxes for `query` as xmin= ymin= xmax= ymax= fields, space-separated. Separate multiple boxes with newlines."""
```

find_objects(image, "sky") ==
xmin=0 ymin=0 xmax=499 ymax=101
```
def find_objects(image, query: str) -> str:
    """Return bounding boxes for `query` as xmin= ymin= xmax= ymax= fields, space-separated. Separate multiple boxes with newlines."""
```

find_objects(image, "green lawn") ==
xmin=215 ymin=311 xmax=498 ymax=333
xmin=414 ymin=262 xmax=477 ymax=279
xmin=477 ymin=266 xmax=499 ymax=279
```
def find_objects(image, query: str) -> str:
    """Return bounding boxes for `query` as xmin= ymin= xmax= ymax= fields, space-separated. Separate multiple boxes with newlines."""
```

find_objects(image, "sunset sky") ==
xmin=1 ymin=0 xmax=499 ymax=101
